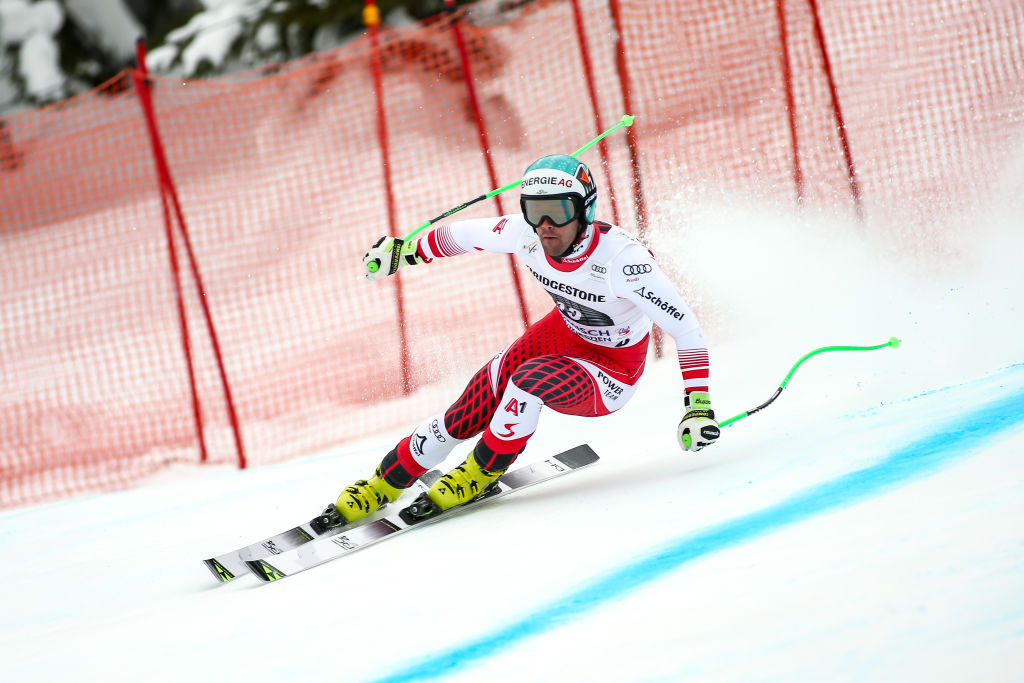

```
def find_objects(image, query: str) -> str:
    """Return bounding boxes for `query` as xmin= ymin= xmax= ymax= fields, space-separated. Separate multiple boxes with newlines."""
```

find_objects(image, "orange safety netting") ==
xmin=1 ymin=0 xmax=1021 ymax=508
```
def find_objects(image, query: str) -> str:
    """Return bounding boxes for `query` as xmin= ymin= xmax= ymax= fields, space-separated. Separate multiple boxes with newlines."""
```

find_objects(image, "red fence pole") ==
xmin=606 ymin=0 xmax=650 ymax=241
xmin=806 ymin=0 xmax=864 ymax=220
xmin=775 ymin=0 xmax=804 ymax=203
xmin=444 ymin=0 xmax=530 ymax=331
xmin=133 ymin=39 xmax=248 ymax=468
xmin=569 ymin=0 xmax=621 ymax=227
xmin=606 ymin=0 xmax=661 ymax=357
xmin=364 ymin=1 xmax=413 ymax=394
xmin=131 ymin=51 xmax=206 ymax=464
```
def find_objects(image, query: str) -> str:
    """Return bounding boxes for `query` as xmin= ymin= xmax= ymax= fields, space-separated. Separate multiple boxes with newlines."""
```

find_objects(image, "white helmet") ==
xmin=519 ymin=154 xmax=597 ymax=229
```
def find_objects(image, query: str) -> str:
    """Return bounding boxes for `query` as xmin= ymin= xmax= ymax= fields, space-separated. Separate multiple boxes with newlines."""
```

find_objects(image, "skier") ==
xmin=331 ymin=154 xmax=719 ymax=523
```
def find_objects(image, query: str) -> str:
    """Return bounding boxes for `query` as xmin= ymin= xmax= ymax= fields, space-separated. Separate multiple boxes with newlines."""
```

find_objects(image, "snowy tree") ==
xmin=1 ymin=0 xmax=69 ymax=108
xmin=0 ymin=0 xmax=473 ymax=115
xmin=142 ymin=0 xmax=462 ymax=78
xmin=0 ymin=0 xmax=173 ymax=112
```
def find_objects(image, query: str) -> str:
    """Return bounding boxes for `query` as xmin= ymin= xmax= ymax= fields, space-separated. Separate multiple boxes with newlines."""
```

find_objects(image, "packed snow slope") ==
xmin=2 ymin=173 xmax=1022 ymax=681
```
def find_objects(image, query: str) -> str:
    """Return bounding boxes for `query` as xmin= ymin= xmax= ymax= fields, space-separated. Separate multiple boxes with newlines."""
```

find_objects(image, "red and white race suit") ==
xmin=379 ymin=214 xmax=712 ymax=481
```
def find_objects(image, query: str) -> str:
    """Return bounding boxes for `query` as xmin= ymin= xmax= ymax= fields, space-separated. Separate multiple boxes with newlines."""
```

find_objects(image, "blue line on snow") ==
xmin=374 ymin=384 xmax=1024 ymax=683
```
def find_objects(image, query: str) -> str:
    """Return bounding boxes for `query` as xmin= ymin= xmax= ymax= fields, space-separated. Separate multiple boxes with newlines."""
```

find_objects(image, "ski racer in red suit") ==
xmin=329 ymin=154 xmax=719 ymax=524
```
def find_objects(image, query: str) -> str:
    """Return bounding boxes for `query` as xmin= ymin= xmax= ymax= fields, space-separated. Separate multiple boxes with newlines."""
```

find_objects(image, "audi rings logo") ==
xmin=591 ymin=265 xmax=607 ymax=274
xmin=622 ymin=264 xmax=652 ymax=276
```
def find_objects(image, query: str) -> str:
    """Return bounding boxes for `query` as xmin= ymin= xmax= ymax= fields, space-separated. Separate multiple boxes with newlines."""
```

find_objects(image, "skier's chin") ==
xmin=540 ymin=238 xmax=566 ymax=256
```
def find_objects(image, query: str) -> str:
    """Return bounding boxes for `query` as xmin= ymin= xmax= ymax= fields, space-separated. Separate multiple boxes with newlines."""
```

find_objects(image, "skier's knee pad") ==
xmin=485 ymin=379 xmax=543 ymax=449
xmin=406 ymin=413 xmax=464 ymax=470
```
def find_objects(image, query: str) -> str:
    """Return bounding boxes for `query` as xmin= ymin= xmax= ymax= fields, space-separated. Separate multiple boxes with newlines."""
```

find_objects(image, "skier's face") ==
xmin=535 ymin=217 xmax=580 ymax=257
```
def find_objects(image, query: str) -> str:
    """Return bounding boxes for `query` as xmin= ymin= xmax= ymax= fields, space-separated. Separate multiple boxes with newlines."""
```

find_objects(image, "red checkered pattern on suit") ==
xmin=443 ymin=308 xmax=648 ymax=440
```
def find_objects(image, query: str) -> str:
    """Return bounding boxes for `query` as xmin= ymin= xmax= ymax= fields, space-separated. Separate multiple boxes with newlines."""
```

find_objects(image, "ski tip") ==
xmin=203 ymin=558 xmax=237 ymax=583
xmin=554 ymin=444 xmax=599 ymax=469
xmin=245 ymin=558 xmax=286 ymax=583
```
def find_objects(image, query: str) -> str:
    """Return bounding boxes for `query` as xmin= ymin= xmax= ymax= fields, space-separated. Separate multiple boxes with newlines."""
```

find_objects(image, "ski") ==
xmin=202 ymin=469 xmax=442 ymax=583
xmin=245 ymin=444 xmax=599 ymax=583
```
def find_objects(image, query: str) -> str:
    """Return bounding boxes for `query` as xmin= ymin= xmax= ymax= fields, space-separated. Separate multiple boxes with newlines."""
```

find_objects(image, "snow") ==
xmin=0 ymin=0 xmax=61 ymax=44
xmin=2 ymin=152 xmax=1022 ymax=680
xmin=178 ymin=12 xmax=244 ymax=75
xmin=142 ymin=43 xmax=179 ymax=73
xmin=63 ymin=0 xmax=141 ymax=62
xmin=154 ymin=1 xmax=287 ymax=75
xmin=16 ymin=24 xmax=62 ymax=99
xmin=0 ymin=0 xmax=63 ymax=99
xmin=253 ymin=20 xmax=278 ymax=52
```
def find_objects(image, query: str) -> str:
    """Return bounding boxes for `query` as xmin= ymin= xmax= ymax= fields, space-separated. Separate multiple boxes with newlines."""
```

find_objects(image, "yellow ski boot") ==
xmin=334 ymin=473 xmax=402 ymax=523
xmin=426 ymin=449 xmax=505 ymax=512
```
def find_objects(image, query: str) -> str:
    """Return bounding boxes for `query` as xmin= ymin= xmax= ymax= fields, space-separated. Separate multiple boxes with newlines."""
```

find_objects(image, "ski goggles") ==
xmin=520 ymin=196 xmax=581 ymax=228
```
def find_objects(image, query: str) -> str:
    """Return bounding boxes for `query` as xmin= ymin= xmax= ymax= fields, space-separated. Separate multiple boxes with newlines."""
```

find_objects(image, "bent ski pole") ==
xmin=720 ymin=337 xmax=902 ymax=428
xmin=365 ymin=114 xmax=635 ymax=274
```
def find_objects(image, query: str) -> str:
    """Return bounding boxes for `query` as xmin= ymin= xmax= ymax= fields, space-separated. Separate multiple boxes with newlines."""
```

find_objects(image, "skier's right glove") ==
xmin=363 ymin=236 xmax=429 ymax=280
xmin=677 ymin=391 xmax=720 ymax=452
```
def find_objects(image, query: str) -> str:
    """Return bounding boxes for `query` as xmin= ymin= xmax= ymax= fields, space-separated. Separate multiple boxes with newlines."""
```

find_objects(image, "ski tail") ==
xmin=247 ymin=558 xmax=287 ymax=582
xmin=204 ymin=558 xmax=237 ymax=583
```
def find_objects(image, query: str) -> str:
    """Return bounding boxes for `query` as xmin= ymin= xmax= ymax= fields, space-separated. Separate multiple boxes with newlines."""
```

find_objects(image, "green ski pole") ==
xmin=366 ymin=114 xmax=635 ymax=275
xmin=720 ymin=337 xmax=902 ymax=428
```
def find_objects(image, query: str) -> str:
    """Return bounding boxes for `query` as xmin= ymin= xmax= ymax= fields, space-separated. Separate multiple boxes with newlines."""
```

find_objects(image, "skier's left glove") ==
xmin=677 ymin=391 xmax=720 ymax=452
xmin=363 ymin=236 xmax=429 ymax=280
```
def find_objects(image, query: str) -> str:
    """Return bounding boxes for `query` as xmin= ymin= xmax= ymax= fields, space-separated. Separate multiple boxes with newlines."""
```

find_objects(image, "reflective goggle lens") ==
xmin=521 ymin=197 xmax=577 ymax=227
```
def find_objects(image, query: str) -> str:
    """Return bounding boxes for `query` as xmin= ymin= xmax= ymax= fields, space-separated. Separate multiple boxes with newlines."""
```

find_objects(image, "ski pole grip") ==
xmin=364 ymin=237 xmax=405 ymax=275
xmin=387 ymin=238 xmax=405 ymax=275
